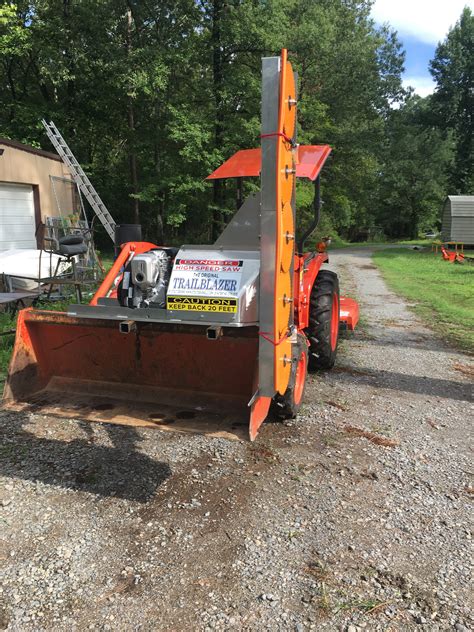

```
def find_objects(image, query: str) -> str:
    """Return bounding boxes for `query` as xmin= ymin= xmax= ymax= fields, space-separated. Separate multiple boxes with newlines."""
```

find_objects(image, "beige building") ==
xmin=0 ymin=138 xmax=75 ymax=250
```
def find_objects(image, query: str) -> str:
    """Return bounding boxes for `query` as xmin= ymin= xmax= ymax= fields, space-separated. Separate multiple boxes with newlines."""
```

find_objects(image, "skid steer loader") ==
xmin=3 ymin=49 xmax=358 ymax=440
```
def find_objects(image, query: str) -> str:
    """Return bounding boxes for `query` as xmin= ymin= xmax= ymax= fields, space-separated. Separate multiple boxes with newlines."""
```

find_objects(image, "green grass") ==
xmin=329 ymin=238 xmax=442 ymax=250
xmin=0 ymin=311 xmax=16 ymax=386
xmin=319 ymin=237 xmax=431 ymax=250
xmin=325 ymin=238 xmax=389 ymax=249
xmin=373 ymin=248 xmax=474 ymax=352
xmin=396 ymin=238 xmax=433 ymax=247
xmin=96 ymin=249 xmax=115 ymax=273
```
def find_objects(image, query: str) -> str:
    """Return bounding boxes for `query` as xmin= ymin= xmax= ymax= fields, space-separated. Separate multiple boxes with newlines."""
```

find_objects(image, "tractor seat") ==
xmin=57 ymin=235 xmax=88 ymax=257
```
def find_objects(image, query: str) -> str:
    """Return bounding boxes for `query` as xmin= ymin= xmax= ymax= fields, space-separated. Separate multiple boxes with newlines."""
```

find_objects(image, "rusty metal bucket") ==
xmin=3 ymin=309 xmax=264 ymax=440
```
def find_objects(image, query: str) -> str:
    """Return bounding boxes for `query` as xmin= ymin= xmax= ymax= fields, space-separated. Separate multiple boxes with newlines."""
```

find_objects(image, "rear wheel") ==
xmin=305 ymin=269 xmax=340 ymax=371
xmin=272 ymin=333 xmax=308 ymax=420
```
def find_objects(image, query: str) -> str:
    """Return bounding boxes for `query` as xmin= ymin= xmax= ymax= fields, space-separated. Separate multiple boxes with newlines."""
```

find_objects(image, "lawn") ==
xmin=0 ymin=312 xmax=15 ymax=387
xmin=373 ymin=248 xmax=474 ymax=352
xmin=324 ymin=238 xmax=435 ymax=250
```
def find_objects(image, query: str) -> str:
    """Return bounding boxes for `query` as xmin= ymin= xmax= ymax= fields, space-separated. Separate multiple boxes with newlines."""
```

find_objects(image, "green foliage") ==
xmin=287 ymin=0 xmax=405 ymax=238
xmin=373 ymin=248 xmax=474 ymax=351
xmin=375 ymin=96 xmax=452 ymax=238
xmin=0 ymin=3 xmax=30 ymax=57
xmin=374 ymin=7 xmax=473 ymax=239
xmin=0 ymin=2 xmax=470 ymax=243
xmin=0 ymin=310 xmax=16 ymax=385
xmin=429 ymin=8 xmax=474 ymax=193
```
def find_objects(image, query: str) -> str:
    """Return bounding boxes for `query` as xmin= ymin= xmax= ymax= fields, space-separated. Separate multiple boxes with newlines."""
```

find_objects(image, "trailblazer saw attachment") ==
xmin=3 ymin=50 xmax=299 ymax=441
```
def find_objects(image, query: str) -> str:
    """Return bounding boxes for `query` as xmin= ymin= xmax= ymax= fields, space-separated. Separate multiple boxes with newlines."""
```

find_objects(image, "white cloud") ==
xmin=403 ymin=76 xmax=436 ymax=98
xmin=372 ymin=0 xmax=474 ymax=44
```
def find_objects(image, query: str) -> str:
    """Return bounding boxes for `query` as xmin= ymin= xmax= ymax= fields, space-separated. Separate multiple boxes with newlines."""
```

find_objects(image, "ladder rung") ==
xmin=42 ymin=119 xmax=115 ymax=243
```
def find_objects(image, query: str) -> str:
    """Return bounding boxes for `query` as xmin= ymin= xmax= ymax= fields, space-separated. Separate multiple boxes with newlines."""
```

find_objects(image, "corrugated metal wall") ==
xmin=441 ymin=199 xmax=452 ymax=240
xmin=451 ymin=217 xmax=474 ymax=243
xmin=441 ymin=197 xmax=474 ymax=243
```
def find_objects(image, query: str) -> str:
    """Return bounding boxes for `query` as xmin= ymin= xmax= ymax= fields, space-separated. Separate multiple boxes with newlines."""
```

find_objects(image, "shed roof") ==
xmin=445 ymin=196 xmax=474 ymax=217
xmin=446 ymin=195 xmax=474 ymax=203
xmin=0 ymin=137 xmax=61 ymax=162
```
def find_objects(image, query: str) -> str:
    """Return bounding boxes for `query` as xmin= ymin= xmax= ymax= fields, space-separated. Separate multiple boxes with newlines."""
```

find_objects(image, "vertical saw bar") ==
xmin=258 ymin=50 xmax=297 ymax=398
xmin=258 ymin=56 xmax=281 ymax=397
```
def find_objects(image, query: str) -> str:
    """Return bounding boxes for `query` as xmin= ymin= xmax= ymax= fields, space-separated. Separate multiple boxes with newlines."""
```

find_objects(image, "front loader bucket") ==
xmin=3 ymin=310 xmax=266 ymax=440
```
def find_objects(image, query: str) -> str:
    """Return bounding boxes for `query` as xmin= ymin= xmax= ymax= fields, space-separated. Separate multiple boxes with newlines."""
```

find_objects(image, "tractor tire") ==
xmin=272 ymin=333 xmax=308 ymax=420
xmin=305 ymin=269 xmax=340 ymax=371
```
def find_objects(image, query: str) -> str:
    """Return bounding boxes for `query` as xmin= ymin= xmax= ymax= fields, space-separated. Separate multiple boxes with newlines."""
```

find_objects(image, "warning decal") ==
xmin=168 ymin=258 xmax=243 ymax=299
xmin=175 ymin=259 xmax=243 ymax=269
xmin=167 ymin=296 xmax=238 ymax=313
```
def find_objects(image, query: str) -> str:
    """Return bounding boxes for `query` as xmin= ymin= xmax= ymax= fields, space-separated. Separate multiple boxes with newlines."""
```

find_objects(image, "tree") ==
xmin=0 ymin=0 xmax=419 ymax=243
xmin=286 ymin=0 xmax=406 ymax=238
xmin=429 ymin=7 xmax=474 ymax=193
xmin=376 ymin=97 xmax=452 ymax=238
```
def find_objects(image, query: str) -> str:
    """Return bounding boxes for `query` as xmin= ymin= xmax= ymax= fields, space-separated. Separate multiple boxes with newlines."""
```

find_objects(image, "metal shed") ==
xmin=441 ymin=196 xmax=474 ymax=244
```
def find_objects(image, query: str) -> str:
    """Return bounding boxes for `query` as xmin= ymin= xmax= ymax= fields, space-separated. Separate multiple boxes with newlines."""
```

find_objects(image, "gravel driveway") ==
xmin=1 ymin=248 xmax=472 ymax=632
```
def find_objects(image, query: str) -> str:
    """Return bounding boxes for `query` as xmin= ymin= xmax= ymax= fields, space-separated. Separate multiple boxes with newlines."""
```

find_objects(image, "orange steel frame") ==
xmin=89 ymin=49 xmax=328 ymax=385
xmin=90 ymin=241 xmax=158 ymax=306
xmin=271 ymin=48 xmax=296 ymax=396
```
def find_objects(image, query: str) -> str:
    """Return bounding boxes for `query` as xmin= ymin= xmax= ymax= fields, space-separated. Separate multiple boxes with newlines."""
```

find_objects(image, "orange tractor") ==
xmin=3 ymin=50 xmax=358 ymax=440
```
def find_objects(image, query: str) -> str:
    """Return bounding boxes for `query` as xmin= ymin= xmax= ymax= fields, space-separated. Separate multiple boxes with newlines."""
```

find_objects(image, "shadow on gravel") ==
xmin=333 ymin=367 xmax=473 ymax=403
xmin=0 ymin=413 xmax=171 ymax=502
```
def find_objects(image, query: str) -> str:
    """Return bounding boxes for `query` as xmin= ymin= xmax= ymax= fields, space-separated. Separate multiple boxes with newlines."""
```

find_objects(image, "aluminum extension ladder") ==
xmin=42 ymin=119 xmax=116 ymax=242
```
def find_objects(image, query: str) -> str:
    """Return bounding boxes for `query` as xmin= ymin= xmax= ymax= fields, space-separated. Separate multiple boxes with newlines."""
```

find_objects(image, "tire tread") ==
xmin=305 ymin=269 xmax=339 ymax=371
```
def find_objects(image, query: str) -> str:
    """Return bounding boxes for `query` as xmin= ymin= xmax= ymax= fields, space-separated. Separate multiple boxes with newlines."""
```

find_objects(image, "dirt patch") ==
xmin=344 ymin=424 xmax=399 ymax=447
xmin=325 ymin=400 xmax=348 ymax=411
xmin=453 ymin=362 xmax=474 ymax=379
xmin=382 ymin=318 xmax=410 ymax=328
xmin=332 ymin=366 xmax=375 ymax=378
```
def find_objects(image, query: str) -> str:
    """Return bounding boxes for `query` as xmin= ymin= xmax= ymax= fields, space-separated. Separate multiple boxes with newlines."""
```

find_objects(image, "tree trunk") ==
xmin=126 ymin=6 xmax=140 ymax=224
xmin=153 ymin=137 xmax=164 ymax=243
xmin=6 ymin=60 xmax=16 ymax=124
xmin=409 ymin=204 xmax=419 ymax=239
xmin=211 ymin=0 xmax=224 ymax=241
xmin=62 ymin=0 xmax=77 ymax=143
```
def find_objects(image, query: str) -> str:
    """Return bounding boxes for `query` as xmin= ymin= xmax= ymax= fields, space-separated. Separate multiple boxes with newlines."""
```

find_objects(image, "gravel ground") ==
xmin=1 ymin=248 xmax=472 ymax=632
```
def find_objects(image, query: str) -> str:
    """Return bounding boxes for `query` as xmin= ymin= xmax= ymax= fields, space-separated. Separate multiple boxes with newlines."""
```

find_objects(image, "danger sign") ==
xmin=175 ymin=259 xmax=242 ymax=270
xmin=169 ymin=258 xmax=242 ymax=299
xmin=167 ymin=296 xmax=237 ymax=313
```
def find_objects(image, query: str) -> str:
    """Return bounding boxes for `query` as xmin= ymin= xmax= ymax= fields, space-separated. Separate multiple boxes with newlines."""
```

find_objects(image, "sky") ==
xmin=371 ymin=0 xmax=474 ymax=97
